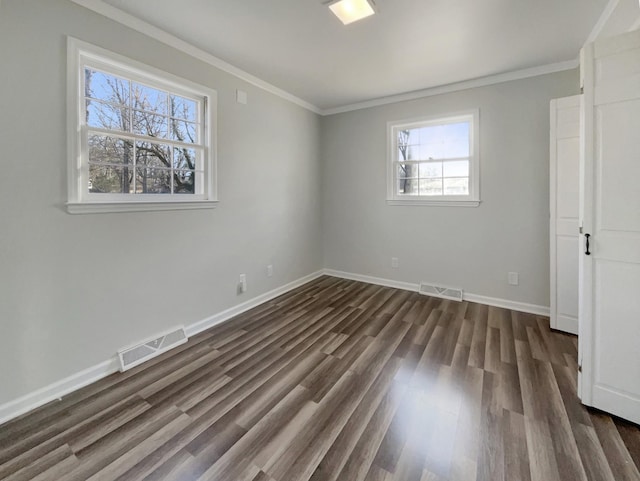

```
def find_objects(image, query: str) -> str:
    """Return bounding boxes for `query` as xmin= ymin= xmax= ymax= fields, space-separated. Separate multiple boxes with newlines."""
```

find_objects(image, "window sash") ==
xmin=84 ymin=128 xmax=205 ymax=197
xmin=394 ymin=157 xmax=470 ymax=165
xmin=388 ymin=111 xmax=479 ymax=203
xmin=86 ymin=126 xmax=206 ymax=152
xmin=68 ymin=37 xmax=218 ymax=210
xmin=83 ymin=99 xmax=202 ymax=132
xmin=82 ymin=70 xmax=205 ymax=148
xmin=83 ymin=116 xmax=207 ymax=198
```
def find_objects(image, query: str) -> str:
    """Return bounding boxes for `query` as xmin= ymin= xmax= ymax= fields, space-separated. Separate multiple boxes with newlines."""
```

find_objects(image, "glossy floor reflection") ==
xmin=0 ymin=276 xmax=639 ymax=481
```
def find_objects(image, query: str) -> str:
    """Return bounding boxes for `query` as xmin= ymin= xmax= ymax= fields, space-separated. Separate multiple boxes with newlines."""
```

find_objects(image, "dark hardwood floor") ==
xmin=1 ymin=276 xmax=639 ymax=481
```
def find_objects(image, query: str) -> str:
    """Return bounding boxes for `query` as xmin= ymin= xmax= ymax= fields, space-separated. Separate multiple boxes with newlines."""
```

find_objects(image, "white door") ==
xmin=550 ymin=95 xmax=581 ymax=335
xmin=579 ymin=29 xmax=640 ymax=424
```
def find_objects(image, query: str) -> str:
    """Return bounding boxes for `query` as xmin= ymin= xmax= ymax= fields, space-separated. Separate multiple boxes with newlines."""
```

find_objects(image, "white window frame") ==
xmin=66 ymin=37 xmax=218 ymax=214
xmin=386 ymin=110 xmax=480 ymax=207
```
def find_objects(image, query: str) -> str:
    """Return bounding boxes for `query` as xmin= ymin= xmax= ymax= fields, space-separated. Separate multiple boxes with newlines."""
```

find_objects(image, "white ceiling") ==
xmin=100 ymin=0 xmax=607 ymax=111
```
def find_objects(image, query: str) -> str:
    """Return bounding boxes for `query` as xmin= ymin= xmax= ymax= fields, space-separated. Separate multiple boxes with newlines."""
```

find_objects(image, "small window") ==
xmin=67 ymin=38 xmax=217 ymax=213
xmin=387 ymin=111 xmax=480 ymax=206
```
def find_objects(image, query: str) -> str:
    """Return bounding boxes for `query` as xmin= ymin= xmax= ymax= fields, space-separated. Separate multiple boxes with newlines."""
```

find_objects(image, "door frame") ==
xmin=578 ymin=43 xmax=594 ymax=406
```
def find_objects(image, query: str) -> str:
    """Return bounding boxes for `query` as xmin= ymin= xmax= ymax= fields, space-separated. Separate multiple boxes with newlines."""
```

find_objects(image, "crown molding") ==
xmin=584 ymin=0 xmax=640 ymax=46
xmin=320 ymin=59 xmax=579 ymax=116
xmin=585 ymin=0 xmax=620 ymax=45
xmin=68 ymin=0 xmax=322 ymax=114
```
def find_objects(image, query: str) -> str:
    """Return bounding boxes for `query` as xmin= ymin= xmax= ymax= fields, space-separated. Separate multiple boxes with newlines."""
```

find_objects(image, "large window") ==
xmin=67 ymin=38 xmax=217 ymax=213
xmin=387 ymin=111 xmax=480 ymax=206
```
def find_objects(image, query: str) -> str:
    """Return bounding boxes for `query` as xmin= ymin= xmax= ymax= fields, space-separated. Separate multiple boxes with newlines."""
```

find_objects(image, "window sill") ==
xmin=66 ymin=200 xmax=219 ymax=214
xmin=386 ymin=199 xmax=481 ymax=207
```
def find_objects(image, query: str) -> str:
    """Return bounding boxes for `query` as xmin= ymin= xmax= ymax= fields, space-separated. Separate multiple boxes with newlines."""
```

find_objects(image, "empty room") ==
xmin=1 ymin=0 xmax=639 ymax=480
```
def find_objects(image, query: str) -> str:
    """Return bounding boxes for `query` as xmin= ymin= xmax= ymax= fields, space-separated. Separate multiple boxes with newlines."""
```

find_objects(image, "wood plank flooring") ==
xmin=1 ymin=276 xmax=639 ymax=481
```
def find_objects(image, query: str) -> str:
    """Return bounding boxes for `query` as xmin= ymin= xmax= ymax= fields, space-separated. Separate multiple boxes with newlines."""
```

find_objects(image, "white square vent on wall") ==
xmin=117 ymin=326 xmax=188 ymax=372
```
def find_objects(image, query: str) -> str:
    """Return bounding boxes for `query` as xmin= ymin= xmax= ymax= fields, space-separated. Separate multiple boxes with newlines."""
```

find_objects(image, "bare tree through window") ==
xmin=397 ymin=129 xmax=417 ymax=195
xmin=390 ymin=116 xmax=474 ymax=200
xmin=85 ymin=68 xmax=200 ymax=195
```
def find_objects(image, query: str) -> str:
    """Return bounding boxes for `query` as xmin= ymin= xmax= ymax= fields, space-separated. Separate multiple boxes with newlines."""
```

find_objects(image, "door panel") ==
xmin=580 ymin=29 xmax=640 ymax=424
xmin=557 ymin=138 xmax=580 ymax=218
xmin=597 ymin=101 xmax=640 ymax=233
xmin=594 ymin=261 xmax=640 ymax=388
xmin=557 ymin=237 xmax=579 ymax=321
xmin=550 ymin=96 xmax=581 ymax=335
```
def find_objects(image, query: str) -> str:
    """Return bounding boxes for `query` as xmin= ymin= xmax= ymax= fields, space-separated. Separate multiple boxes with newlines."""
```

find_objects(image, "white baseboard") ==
xmin=323 ymin=269 xmax=419 ymax=293
xmin=0 ymin=269 xmax=325 ymax=427
xmin=552 ymin=314 xmax=579 ymax=335
xmin=0 ymin=358 xmax=120 ymax=427
xmin=322 ymin=269 xmax=550 ymax=317
xmin=185 ymin=270 xmax=325 ymax=337
xmin=463 ymin=293 xmax=550 ymax=317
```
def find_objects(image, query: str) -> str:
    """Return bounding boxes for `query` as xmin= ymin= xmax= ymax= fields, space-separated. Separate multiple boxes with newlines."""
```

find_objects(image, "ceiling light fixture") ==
xmin=328 ymin=0 xmax=376 ymax=25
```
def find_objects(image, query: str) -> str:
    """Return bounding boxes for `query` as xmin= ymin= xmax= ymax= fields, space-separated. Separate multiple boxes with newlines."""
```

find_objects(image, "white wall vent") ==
xmin=419 ymin=282 xmax=464 ymax=302
xmin=117 ymin=326 xmax=188 ymax=372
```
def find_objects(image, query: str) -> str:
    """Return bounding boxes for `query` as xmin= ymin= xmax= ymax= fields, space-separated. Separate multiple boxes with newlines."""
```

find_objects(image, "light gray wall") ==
xmin=0 ymin=0 xmax=322 ymax=405
xmin=321 ymin=70 xmax=579 ymax=307
xmin=0 ymin=0 xmax=580 ymax=409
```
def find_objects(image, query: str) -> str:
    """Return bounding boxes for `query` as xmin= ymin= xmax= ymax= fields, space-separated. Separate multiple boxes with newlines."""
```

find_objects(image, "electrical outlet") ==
xmin=391 ymin=257 xmax=399 ymax=268
xmin=508 ymin=272 xmax=519 ymax=286
xmin=236 ymin=89 xmax=247 ymax=104
xmin=266 ymin=265 xmax=273 ymax=277
xmin=238 ymin=274 xmax=247 ymax=294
